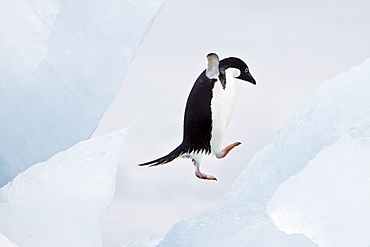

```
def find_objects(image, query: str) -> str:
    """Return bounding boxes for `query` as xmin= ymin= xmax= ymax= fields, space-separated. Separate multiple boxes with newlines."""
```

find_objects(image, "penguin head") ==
xmin=220 ymin=57 xmax=256 ymax=85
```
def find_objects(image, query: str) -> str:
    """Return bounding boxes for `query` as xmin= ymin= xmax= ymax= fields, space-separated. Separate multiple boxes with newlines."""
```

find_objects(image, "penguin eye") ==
xmin=244 ymin=67 xmax=249 ymax=73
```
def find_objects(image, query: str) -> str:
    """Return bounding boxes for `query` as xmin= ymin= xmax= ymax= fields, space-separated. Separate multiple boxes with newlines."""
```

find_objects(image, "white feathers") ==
xmin=226 ymin=67 xmax=241 ymax=78
xmin=210 ymin=68 xmax=237 ymax=157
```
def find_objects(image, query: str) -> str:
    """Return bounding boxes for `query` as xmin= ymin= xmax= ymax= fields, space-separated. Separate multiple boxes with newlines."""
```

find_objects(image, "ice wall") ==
xmin=0 ymin=128 xmax=129 ymax=247
xmin=157 ymin=59 xmax=370 ymax=246
xmin=0 ymin=0 xmax=164 ymax=186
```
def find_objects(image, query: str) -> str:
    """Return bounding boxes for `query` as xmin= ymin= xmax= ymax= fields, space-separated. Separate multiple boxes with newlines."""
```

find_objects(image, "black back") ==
xmin=138 ymin=70 xmax=215 ymax=167
xmin=181 ymin=70 xmax=215 ymax=155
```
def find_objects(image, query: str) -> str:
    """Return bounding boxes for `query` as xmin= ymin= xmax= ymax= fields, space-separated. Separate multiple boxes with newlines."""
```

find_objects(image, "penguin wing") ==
xmin=138 ymin=144 xmax=186 ymax=167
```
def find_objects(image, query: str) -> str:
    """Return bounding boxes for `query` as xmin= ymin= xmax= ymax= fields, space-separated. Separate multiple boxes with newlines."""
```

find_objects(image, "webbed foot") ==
xmin=216 ymin=142 xmax=241 ymax=159
xmin=195 ymin=170 xmax=217 ymax=181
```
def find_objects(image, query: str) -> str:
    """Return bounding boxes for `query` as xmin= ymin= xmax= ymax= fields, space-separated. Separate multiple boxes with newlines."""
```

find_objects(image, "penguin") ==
xmin=139 ymin=53 xmax=256 ymax=180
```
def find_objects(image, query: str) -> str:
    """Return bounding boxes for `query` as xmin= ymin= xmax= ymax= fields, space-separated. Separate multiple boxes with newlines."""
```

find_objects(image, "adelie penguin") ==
xmin=139 ymin=53 xmax=256 ymax=180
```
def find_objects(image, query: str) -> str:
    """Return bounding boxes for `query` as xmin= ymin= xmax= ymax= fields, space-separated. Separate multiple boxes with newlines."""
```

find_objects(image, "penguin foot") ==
xmin=217 ymin=142 xmax=241 ymax=159
xmin=195 ymin=171 xmax=217 ymax=181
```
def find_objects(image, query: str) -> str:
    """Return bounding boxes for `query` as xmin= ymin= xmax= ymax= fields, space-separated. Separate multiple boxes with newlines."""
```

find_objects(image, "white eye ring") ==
xmin=244 ymin=67 xmax=249 ymax=73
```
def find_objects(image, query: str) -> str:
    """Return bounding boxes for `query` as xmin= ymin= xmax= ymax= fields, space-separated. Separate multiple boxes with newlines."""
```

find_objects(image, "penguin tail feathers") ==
xmin=138 ymin=145 xmax=185 ymax=167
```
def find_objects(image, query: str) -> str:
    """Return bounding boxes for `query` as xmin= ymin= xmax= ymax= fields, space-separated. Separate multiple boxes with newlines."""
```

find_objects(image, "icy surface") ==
xmin=0 ymin=128 xmax=129 ymax=247
xmin=157 ymin=59 xmax=370 ymax=246
xmin=268 ymin=132 xmax=370 ymax=247
xmin=123 ymin=237 xmax=162 ymax=247
xmin=0 ymin=0 xmax=164 ymax=186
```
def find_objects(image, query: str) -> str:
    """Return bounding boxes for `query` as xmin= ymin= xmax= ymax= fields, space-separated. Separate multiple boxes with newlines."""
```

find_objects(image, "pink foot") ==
xmin=195 ymin=171 xmax=217 ymax=181
xmin=217 ymin=142 xmax=241 ymax=159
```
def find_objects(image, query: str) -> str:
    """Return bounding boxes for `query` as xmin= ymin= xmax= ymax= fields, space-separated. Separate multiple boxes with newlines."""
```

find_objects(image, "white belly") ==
xmin=210 ymin=72 xmax=236 ymax=156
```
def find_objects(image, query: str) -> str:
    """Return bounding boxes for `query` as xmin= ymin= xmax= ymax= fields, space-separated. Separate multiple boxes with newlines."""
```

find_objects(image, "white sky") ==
xmin=92 ymin=0 xmax=370 ymax=246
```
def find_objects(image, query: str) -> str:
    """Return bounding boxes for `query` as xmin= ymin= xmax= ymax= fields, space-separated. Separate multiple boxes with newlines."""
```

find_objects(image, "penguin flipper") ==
xmin=138 ymin=144 xmax=185 ymax=167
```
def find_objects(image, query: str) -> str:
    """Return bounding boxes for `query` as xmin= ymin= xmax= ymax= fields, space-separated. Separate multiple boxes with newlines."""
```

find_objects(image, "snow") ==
xmin=0 ymin=128 xmax=129 ymax=247
xmin=156 ymin=58 xmax=370 ymax=246
xmin=0 ymin=0 xmax=164 ymax=187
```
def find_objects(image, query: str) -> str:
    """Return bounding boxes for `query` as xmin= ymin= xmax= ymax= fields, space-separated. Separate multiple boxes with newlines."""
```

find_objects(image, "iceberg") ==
xmin=0 ymin=128 xmax=129 ymax=247
xmin=156 ymin=58 xmax=370 ymax=246
xmin=0 ymin=0 xmax=164 ymax=186
xmin=123 ymin=238 xmax=162 ymax=247
xmin=267 ymin=132 xmax=370 ymax=247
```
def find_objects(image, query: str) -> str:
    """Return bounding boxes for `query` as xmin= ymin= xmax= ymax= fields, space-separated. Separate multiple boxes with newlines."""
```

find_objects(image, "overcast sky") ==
xmin=92 ymin=0 xmax=370 ymax=246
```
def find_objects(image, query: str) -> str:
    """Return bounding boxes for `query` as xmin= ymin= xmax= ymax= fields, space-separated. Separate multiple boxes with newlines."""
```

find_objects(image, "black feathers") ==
xmin=138 ymin=71 xmax=215 ymax=167
xmin=138 ymin=143 xmax=187 ymax=167
xmin=182 ymin=71 xmax=214 ymax=155
xmin=220 ymin=57 xmax=256 ymax=85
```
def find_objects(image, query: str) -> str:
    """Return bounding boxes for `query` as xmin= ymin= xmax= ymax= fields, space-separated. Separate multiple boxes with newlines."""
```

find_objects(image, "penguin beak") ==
xmin=247 ymin=73 xmax=256 ymax=85
xmin=238 ymin=72 xmax=256 ymax=85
